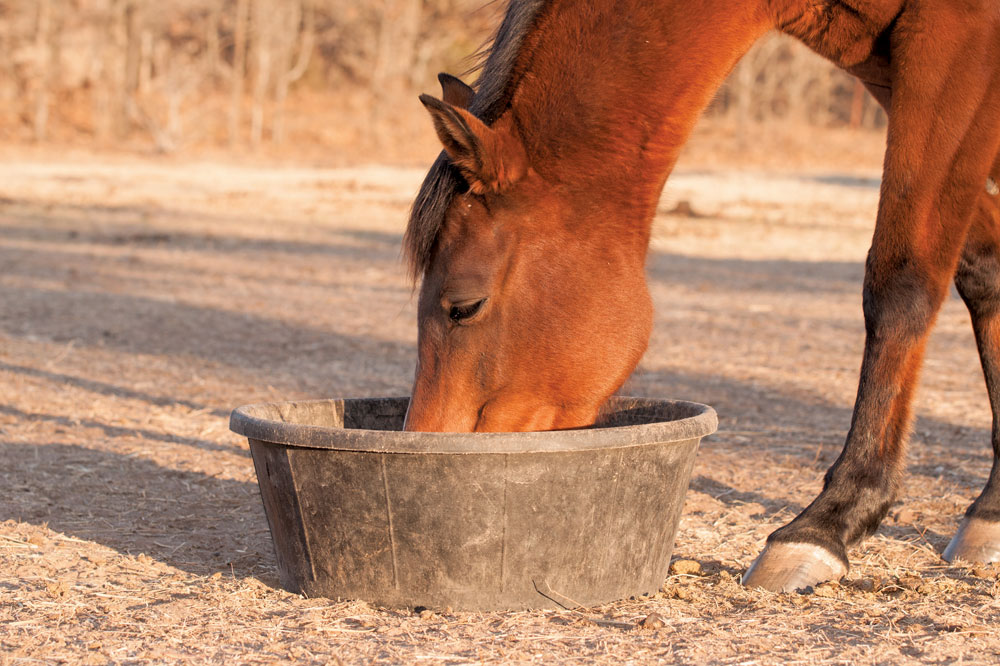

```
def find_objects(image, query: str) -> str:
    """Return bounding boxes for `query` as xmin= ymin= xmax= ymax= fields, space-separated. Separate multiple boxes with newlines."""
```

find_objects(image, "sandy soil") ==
xmin=3 ymin=142 xmax=1000 ymax=665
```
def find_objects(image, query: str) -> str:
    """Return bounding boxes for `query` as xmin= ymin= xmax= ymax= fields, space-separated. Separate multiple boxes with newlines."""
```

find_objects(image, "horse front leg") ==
xmin=742 ymin=226 xmax=961 ymax=590
xmin=944 ymin=168 xmax=1000 ymax=563
xmin=742 ymin=10 xmax=1000 ymax=591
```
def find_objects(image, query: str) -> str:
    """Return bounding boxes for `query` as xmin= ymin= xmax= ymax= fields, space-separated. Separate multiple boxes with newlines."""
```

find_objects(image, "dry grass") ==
xmin=4 ymin=130 xmax=1000 ymax=664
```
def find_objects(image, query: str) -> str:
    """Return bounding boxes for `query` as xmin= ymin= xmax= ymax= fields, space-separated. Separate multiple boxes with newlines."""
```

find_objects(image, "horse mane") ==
xmin=403 ymin=0 xmax=550 ymax=281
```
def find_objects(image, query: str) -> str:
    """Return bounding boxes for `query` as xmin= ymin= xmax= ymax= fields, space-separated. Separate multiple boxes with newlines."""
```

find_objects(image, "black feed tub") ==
xmin=230 ymin=396 xmax=717 ymax=611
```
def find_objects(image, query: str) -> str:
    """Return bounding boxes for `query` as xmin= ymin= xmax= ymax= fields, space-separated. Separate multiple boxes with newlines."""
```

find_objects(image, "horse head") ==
xmin=402 ymin=76 xmax=653 ymax=432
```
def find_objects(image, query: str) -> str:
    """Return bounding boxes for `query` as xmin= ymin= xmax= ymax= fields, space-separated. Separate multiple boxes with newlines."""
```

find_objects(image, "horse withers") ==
xmin=402 ymin=0 xmax=1000 ymax=592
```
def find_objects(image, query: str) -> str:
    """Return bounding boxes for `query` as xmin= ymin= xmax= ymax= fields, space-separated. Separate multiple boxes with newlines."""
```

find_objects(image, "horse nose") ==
xmin=404 ymin=397 xmax=483 ymax=432
xmin=402 ymin=395 xmax=436 ymax=431
xmin=403 ymin=366 xmax=441 ymax=431
xmin=402 ymin=387 xmax=475 ymax=432
xmin=402 ymin=399 xmax=416 ymax=431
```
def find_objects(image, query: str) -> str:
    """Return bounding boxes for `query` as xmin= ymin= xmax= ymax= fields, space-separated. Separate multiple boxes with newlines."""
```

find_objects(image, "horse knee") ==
xmin=862 ymin=258 xmax=942 ymax=342
xmin=956 ymin=245 xmax=1000 ymax=318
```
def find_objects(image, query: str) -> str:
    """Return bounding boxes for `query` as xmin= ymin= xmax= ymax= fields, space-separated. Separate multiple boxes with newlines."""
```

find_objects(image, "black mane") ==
xmin=403 ymin=0 xmax=549 ymax=280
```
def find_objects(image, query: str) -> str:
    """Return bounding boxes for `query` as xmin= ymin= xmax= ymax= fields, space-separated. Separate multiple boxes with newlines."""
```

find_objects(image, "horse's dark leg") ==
xmin=742 ymin=236 xmax=960 ymax=590
xmin=745 ymin=186 xmax=1000 ymax=591
xmin=742 ymin=12 xmax=1000 ymax=590
xmin=944 ymin=169 xmax=1000 ymax=563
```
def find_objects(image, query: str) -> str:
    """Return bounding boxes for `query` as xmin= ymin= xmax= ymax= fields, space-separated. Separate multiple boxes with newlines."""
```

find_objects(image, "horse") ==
xmin=401 ymin=0 xmax=1000 ymax=592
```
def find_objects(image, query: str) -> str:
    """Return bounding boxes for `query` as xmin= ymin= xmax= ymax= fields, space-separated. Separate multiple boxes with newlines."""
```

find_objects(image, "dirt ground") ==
xmin=4 ymin=131 xmax=1000 ymax=665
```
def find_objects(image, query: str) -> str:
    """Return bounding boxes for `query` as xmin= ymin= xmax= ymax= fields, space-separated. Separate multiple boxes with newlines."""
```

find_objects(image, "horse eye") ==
xmin=449 ymin=298 xmax=487 ymax=323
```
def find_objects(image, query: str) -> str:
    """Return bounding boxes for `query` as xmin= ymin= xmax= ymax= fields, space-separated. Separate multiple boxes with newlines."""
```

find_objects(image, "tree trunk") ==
xmin=206 ymin=2 xmax=222 ymax=85
xmin=110 ymin=0 xmax=129 ymax=140
xmin=123 ymin=1 xmax=142 ymax=117
xmin=249 ymin=0 xmax=271 ymax=149
xmin=33 ymin=0 xmax=52 ymax=142
xmin=139 ymin=28 xmax=152 ymax=94
xmin=229 ymin=0 xmax=250 ymax=147
xmin=371 ymin=0 xmax=421 ymax=149
xmin=272 ymin=0 xmax=314 ymax=145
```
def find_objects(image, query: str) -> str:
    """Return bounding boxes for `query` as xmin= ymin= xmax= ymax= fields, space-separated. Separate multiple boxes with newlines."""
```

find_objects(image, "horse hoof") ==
xmin=742 ymin=542 xmax=847 ymax=592
xmin=943 ymin=517 xmax=1000 ymax=563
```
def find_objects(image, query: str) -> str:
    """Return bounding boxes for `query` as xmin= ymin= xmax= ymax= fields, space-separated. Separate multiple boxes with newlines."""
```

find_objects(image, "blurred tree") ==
xmin=0 ymin=2 xmax=884 ymax=153
xmin=229 ymin=0 xmax=248 ymax=146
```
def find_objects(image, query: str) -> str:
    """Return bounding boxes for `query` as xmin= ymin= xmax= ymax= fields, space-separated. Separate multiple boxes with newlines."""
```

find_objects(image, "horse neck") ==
xmin=508 ymin=0 xmax=772 ymax=246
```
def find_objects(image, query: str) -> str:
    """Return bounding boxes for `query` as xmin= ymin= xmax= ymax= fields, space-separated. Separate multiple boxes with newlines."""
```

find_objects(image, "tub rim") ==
xmin=230 ymin=396 xmax=717 ymax=454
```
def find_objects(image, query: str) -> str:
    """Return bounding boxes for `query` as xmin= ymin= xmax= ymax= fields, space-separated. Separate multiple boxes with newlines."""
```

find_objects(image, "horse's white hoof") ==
xmin=943 ymin=517 xmax=1000 ymax=563
xmin=742 ymin=541 xmax=847 ymax=592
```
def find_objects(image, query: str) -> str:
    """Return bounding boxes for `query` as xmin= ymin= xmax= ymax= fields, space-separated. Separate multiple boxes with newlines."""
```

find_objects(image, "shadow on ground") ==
xmin=0 ymin=206 xmax=404 ymax=262
xmin=0 ymin=441 xmax=271 ymax=579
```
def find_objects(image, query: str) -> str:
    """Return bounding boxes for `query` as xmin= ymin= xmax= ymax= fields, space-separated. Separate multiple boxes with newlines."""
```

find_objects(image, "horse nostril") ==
xmin=449 ymin=298 xmax=487 ymax=323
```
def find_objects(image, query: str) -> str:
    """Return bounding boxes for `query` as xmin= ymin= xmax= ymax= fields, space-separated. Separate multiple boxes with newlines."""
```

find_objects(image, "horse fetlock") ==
xmin=818 ymin=466 xmax=898 ymax=545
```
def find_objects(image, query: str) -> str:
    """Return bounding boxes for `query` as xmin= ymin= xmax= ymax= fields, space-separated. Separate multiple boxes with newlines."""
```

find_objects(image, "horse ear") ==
xmin=419 ymin=94 xmax=527 ymax=195
xmin=438 ymin=73 xmax=474 ymax=109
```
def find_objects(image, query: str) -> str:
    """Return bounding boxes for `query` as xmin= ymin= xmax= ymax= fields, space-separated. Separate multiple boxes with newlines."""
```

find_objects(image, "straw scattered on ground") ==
xmin=4 ymin=136 xmax=1000 ymax=664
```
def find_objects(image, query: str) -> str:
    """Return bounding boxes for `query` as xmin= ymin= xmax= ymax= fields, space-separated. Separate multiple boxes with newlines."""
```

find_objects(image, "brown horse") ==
xmin=402 ymin=0 xmax=1000 ymax=592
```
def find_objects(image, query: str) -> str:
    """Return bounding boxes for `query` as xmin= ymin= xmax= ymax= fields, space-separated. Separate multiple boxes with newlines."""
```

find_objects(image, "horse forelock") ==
xmin=404 ymin=153 xmax=462 ymax=281
xmin=404 ymin=0 xmax=551 ymax=281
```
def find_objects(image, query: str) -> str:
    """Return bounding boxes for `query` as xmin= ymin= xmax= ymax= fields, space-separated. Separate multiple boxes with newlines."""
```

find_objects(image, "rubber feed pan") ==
xmin=230 ymin=396 xmax=717 ymax=611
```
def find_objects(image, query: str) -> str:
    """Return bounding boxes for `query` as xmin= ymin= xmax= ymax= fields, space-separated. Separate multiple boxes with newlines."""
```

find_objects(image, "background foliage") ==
xmin=0 ymin=0 xmax=885 ymax=158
